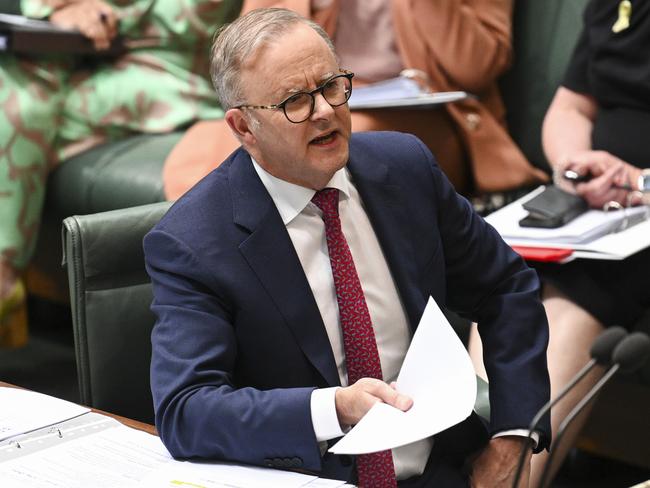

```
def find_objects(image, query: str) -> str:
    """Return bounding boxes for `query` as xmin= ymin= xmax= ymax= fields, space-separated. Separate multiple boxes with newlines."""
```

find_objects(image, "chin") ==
xmin=328 ymin=153 xmax=349 ymax=173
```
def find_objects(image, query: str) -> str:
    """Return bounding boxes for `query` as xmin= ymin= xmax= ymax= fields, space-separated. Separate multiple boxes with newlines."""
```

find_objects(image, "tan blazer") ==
xmin=246 ymin=0 xmax=549 ymax=190
xmin=163 ymin=0 xmax=547 ymax=199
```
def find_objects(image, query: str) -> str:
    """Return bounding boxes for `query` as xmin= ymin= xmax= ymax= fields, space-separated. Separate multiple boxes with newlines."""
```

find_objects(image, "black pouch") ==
xmin=519 ymin=185 xmax=588 ymax=228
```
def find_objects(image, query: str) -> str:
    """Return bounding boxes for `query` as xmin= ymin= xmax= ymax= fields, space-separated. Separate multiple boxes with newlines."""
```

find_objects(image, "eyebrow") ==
xmin=281 ymin=71 xmax=338 ymax=97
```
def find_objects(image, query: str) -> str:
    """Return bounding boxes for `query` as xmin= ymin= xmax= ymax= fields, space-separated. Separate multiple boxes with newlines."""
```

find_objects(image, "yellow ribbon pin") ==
xmin=612 ymin=0 xmax=632 ymax=33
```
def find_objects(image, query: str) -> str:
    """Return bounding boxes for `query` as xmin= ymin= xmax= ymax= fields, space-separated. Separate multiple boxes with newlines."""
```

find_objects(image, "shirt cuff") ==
xmin=310 ymin=387 xmax=346 ymax=442
xmin=492 ymin=429 xmax=540 ymax=449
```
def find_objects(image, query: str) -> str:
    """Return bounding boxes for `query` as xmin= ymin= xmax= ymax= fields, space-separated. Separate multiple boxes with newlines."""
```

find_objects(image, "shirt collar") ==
xmin=251 ymin=156 xmax=351 ymax=225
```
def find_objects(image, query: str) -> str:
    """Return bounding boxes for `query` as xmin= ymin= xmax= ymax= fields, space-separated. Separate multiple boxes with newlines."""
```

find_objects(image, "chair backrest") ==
xmin=63 ymin=201 xmax=172 ymax=423
xmin=501 ymin=0 xmax=591 ymax=172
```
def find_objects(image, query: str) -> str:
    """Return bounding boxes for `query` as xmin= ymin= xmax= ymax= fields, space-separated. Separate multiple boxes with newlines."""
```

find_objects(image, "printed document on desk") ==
xmin=486 ymin=186 xmax=650 ymax=260
xmin=0 ymin=386 xmax=89 ymax=441
xmin=0 ymin=411 xmax=349 ymax=487
xmin=348 ymin=76 xmax=468 ymax=110
xmin=329 ymin=297 xmax=476 ymax=455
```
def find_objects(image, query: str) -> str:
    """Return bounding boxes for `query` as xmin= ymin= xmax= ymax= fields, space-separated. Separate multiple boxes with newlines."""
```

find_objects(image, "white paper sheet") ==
xmin=329 ymin=297 xmax=477 ymax=455
xmin=0 ymin=387 xmax=90 ymax=441
xmin=485 ymin=186 xmax=649 ymax=244
xmin=347 ymin=76 xmax=468 ymax=110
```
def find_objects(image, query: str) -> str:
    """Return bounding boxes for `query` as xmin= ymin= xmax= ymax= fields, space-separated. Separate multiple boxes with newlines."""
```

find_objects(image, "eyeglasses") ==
xmin=235 ymin=70 xmax=354 ymax=124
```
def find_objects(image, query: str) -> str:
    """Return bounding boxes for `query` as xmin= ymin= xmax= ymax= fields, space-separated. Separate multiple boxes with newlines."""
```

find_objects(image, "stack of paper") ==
xmin=0 ymin=388 xmax=350 ymax=487
xmin=348 ymin=76 xmax=468 ymax=110
xmin=0 ymin=387 xmax=90 ymax=441
xmin=0 ymin=411 xmax=350 ymax=488
xmin=486 ymin=186 xmax=650 ymax=260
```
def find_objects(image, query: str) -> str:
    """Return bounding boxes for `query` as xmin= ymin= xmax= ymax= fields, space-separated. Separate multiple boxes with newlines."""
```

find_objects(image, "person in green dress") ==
xmin=0 ymin=0 xmax=240 ymax=346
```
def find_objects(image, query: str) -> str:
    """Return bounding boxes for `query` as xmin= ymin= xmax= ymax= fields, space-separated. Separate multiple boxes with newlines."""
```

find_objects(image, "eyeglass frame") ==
xmin=233 ymin=69 xmax=354 ymax=124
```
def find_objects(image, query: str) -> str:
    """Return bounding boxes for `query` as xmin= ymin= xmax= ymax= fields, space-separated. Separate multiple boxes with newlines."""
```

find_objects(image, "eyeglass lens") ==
xmin=284 ymin=75 xmax=352 ymax=123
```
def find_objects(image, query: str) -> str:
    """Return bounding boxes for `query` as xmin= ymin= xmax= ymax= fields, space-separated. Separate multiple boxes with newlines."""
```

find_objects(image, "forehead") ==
xmin=241 ymin=23 xmax=338 ymax=98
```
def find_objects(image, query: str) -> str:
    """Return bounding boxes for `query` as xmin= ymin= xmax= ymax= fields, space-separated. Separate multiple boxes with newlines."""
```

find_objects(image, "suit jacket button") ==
xmin=272 ymin=457 xmax=283 ymax=467
xmin=290 ymin=457 xmax=303 ymax=468
xmin=264 ymin=458 xmax=274 ymax=468
xmin=339 ymin=454 xmax=352 ymax=466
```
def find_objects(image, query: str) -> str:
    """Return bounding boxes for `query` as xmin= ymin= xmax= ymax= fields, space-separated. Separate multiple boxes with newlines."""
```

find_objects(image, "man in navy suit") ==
xmin=144 ymin=8 xmax=550 ymax=487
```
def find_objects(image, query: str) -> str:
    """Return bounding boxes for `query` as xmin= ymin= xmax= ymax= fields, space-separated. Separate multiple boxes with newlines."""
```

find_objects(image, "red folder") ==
xmin=511 ymin=246 xmax=573 ymax=263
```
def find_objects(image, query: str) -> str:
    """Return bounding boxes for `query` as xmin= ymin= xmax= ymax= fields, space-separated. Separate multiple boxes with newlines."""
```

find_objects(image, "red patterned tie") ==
xmin=312 ymin=188 xmax=397 ymax=488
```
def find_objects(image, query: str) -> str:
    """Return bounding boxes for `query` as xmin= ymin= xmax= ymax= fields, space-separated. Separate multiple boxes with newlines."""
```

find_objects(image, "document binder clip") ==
xmin=603 ymin=192 xmax=650 ymax=234
xmin=8 ymin=440 xmax=21 ymax=449
xmin=48 ymin=426 xmax=63 ymax=438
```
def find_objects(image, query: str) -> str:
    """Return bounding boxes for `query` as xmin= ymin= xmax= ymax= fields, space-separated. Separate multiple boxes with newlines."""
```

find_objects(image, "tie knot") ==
xmin=311 ymin=188 xmax=339 ymax=218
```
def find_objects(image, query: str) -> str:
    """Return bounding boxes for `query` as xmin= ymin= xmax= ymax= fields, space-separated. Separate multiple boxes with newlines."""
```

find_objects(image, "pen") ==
xmin=563 ymin=169 xmax=633 ymax=191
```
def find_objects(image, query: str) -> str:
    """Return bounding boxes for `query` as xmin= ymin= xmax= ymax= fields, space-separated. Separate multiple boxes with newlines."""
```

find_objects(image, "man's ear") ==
xmin=225 ymin=108 xmax=256 ymax=146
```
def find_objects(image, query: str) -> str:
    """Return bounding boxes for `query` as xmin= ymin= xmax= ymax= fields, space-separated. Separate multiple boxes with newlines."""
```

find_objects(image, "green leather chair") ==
xmin=30 ymin=133 xmax=178 ymax=300
xmin=62 ymin=201 xmax=172 ymax=423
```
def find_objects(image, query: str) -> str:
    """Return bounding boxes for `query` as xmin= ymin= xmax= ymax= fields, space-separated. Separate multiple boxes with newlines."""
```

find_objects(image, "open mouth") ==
xmin=310 ymin=131 xmax=337 ymax=145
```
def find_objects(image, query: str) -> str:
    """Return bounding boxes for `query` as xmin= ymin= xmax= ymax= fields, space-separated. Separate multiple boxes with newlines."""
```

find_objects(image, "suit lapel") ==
xmin=229 ymin=151 xmax=340 ymax=387
xmin=348 ymin=151 xmax=426 ymax=332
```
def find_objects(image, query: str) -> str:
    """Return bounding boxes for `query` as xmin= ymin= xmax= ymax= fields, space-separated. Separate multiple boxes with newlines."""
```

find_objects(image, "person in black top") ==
xmin=469 ymin=1 xmax=650 ymax=485
xmin=536 ymin=0 xmax=650 ymax=484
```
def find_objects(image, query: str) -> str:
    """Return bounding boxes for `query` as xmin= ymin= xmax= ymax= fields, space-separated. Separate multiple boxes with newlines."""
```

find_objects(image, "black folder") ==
xmin=0 ymin=13 xmax=124 ymax=55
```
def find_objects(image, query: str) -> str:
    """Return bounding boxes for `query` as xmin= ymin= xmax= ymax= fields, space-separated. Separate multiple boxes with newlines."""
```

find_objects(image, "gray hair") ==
xmin=210 ymin=8 xmax=336 ymax=110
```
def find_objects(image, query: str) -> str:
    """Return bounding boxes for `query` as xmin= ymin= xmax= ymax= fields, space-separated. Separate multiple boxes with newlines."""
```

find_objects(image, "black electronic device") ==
xmin=519 ymin=185 xmax=588 ymax=229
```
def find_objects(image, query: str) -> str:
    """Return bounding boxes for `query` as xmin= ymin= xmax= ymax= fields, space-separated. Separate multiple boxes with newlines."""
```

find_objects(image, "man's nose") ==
xmin=311 ymin=92 xmax=335 ymax=120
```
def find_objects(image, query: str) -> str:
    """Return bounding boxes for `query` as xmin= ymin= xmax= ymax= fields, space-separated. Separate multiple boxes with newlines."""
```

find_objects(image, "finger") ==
xmin=563 ymin=160 xmax=596 ymax=187
xmin=569 ymin=158 xmax=602 ymax=178
xmin=613 ymin=163 xmax=636 ymax=189
xmin=371 ymin=381 xmax=413 ymax=411
xmin=84 ymin=18 xmax=112 ymax=50
xmin=570 ymin=150 xmax=622 ymax=177
xmin=578 ymin=161 xmax=622 ymax=195
xmin=353 ymin=378 xmax=412 ymax=411
xmin=98 ymin=6 xmax=118 ymax=39
xmin=581 ymin=187 xmax=626 ymax=209
xmin=336 ymin=382 xmax=384 ymax=425
xmin=79 ymin=22 xmax=110 ymax=50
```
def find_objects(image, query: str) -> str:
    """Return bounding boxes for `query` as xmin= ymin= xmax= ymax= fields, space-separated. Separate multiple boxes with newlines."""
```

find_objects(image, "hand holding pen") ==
xmin=563 ymin=169 xmax=633 ymax=191
xmin=554 ymin=150 xmax=643 ymax=209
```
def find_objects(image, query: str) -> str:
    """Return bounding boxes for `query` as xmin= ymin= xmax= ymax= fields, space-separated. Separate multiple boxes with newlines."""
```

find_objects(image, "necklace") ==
xmin=612 ymin=0 xmax=632 ymax=33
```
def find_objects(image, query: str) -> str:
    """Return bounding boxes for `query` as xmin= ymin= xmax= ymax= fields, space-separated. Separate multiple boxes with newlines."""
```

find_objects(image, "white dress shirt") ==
xmin=251 ymin=158 xmax=536 ymax=480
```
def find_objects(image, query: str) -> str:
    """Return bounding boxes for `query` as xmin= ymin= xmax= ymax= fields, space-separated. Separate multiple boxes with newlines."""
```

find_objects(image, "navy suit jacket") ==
xmin=144 ymin=131 xmax=550 ymax=481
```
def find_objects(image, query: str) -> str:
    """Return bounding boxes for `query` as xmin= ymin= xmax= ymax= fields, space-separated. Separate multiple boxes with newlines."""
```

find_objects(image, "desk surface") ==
xmin=0 ymin=381 xmax=156 ymax=436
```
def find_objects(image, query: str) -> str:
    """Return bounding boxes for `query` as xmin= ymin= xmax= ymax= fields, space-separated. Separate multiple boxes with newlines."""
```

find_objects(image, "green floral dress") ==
xmin=0 ymin=0 xmax=239 ymax=269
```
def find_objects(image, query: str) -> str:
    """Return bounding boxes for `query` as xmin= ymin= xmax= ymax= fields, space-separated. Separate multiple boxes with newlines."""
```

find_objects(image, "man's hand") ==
xmin=334 ymin=378 xmax=412 ymax=427
xmin=470 ymin=436 xmax=532 ymax=488
xmin=50 ymin=0 xmax=118 ymax=50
